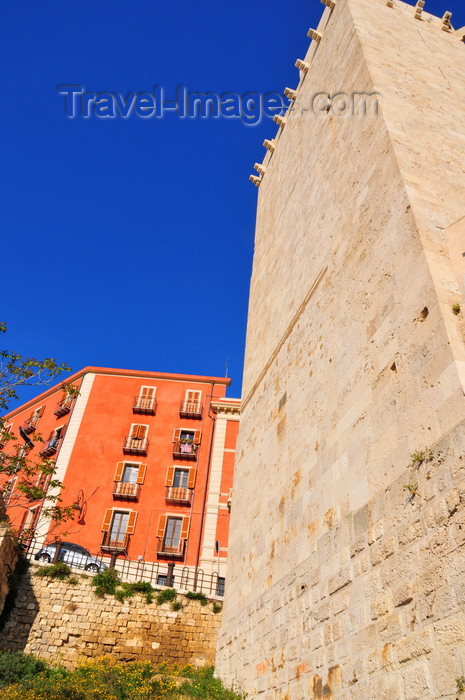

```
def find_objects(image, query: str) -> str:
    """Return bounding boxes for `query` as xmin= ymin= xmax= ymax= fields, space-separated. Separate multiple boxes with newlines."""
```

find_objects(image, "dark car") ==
xmin=34 ymin=542 xmax=107 ymax=572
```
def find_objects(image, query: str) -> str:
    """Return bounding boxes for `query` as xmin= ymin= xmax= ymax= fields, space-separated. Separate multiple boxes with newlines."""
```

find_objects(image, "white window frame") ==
xmin=136 ymin=385 xmax=157 ymax=410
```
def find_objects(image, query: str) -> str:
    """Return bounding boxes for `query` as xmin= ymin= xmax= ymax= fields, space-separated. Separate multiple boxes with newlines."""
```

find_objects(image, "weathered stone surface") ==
xmin=216 ymin=0 xmax=465 ymax=696
xmin=0 ymin=567 xmax=221 ymax=668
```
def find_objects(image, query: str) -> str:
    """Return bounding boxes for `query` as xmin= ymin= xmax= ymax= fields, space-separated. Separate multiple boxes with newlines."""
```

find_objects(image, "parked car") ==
xmin=34 ymin=542 xmax=107 ymax=572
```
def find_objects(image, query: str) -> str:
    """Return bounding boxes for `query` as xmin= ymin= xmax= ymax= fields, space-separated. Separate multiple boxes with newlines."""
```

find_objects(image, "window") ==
xmin=101 ymin=509 xmax=137 ymax=552
xmin=156 ymin=514 xmax=190 ymax=557
xmin=216 ymin=576 xmax=225 ymax=597
xmin=113 ymin=462 xmax=146 ymax=499
xmin=133 ymin=386 xmax=157 ymax=414
xmin=172 ymin=428 xmax=201 ymax=459
xmin=180 ymin=390 xmax=202 ymax=418
xmin=165 ymin=466 xmax=196 ymax=503
xmin=40 ymin=426 xmax=65 ymax=456
xmin=157 ymin=574 xmax=175 ymax=587
xmin=123 ymin=424 xmax=149 ymax=454
xmin=0 ymin=423 xmax=13 ymax=449
xmin=23 ymin=406 xmax=44 ymax=434
xmin=55 ymin=388 xmax=76 ymax=417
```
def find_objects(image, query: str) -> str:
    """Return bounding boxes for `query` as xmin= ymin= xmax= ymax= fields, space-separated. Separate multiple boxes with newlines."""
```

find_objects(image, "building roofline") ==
xmin=3 ymin=366 xmax=232 ymax=419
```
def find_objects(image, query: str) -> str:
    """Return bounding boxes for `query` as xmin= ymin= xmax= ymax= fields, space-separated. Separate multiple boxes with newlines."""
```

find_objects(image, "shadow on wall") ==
xmin=0 ymin=562 xmax=39 ymax=651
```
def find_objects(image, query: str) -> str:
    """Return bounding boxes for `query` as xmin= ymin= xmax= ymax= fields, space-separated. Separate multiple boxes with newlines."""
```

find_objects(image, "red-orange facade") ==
xmin=1 ymin=367 xmax=240 ymax=591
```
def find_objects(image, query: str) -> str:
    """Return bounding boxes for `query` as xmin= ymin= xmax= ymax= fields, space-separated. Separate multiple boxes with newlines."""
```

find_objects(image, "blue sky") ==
xmin=2 ymin=0 xmax=464 ymax=408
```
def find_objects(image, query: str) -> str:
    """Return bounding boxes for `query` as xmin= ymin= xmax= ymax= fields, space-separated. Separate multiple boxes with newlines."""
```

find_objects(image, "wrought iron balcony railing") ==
xmin=101 ymin=532 xmax=130 ymax=553
xmin=132 ymin=397 xmax=157 ymax=415
xmin=123 ymin=436 xmax=148 ymax=455
xmin=54 ymin=398 xmax=74 ymax=418
xmin=22 ymin=419 xmax=40 ymax=435
xmin=179 ymin=401 xmax=202 ymax=418
xmin=165 ymin=486 xmax=191 ymax=504
xmin=156 ymin=537 xmax=186 ymax=559
xmin=40 ymin=436 xmax=63 ymax=457
xmin=113 ymin=482 xmax=140 ymax=501
xmin=172 ymin=441 xmax=197 ymax=460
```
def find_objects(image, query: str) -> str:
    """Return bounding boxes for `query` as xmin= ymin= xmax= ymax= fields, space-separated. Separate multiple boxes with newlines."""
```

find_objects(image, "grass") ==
xmin=0 ymin=653 xmax=245 ymax=699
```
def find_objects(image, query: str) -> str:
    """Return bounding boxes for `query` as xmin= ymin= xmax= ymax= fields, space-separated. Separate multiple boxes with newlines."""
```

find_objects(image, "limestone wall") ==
xmin=217 ymin=0 xmax=465 ymax=697
xmin=0 ymin=565 xmax=221 ymax=668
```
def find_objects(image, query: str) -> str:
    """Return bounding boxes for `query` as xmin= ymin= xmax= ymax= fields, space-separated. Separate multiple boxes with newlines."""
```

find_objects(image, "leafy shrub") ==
xmin=185 ymin=591 xmax=209 ymax=606
xmin=114 ymin=581 xmax=155 ymax=604
xmin=156 ymin=588 xmax=177 ymax=605
xmin=171 ymin=600 xmax=183 ymax=611
xmin=212 ymin=602 xmax=223 ymax=614
xmin=35 ymin=562 xmax=72 ymax=580
xmin=0 ymin=651 xmax=48 ymax=688
xmin=0 ymin=656 xmax=245 ymax=699
xmin=91 ymin=567 xmax=121 ymax=597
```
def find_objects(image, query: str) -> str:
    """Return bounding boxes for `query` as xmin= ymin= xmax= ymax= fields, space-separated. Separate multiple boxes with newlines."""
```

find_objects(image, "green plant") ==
xmin=212 ymin=601 xmax=223 ymax=614
xmin=0 ymin=651 xmax=49 ymax=688
xmin=185 ymin=591 xmax=209 ymax=606
xmin=452 ymin=303 xmax=461 ymax=316
xmin=456 ymin=675 xmax=465 ymax=693
xmin=403 ymin=483 xmax=418 ymax=497
xmin=68 ymin=577 xmax=79 ymax=585
xmin=156 ymin=587 xmax=177 ymax=605
xmin=0 ymin=325 xmax=77 ymax=536
xmin=35 ymin=562 xmax=72 ymax=580
xmin=171 ymin=600 xmax=183 ymax=611
xmin=114 ymin=581 xmax=155 ymax=604
xmin=0 ymin=656 xmax=245 ymax=699
xmin=410 ymin=449 xmax=434 ymax=469
xmin=91 ymin=567 xmax=121 ymax=597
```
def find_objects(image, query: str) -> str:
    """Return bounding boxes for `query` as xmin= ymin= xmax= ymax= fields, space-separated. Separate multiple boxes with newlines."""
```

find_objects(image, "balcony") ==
xmin=123 ymin=436 xmax=148 ymax=455
xmin=165 ymin=486 xmax=191 ymax=504
xmin=156 ymin=537 xmax=186 ymax=559
xmin=113 ymin=481 xmax=140 ymax=501
xmin=40 ymin=436 xmax=63 ymax=457
xmin=101 ymin=532 xmax=130 ymax=553
xmin=179 ymin=400 xmax=202 ymax=419
xmin=172 ymin=441 xmax=197 ymax=460
xmin=54 ymin=398 xmax=73 ymax=418
xmin=22 ymin=420 xmax=39 ymax=436
xmin=133 ymin=396 xmax=157 ymax=415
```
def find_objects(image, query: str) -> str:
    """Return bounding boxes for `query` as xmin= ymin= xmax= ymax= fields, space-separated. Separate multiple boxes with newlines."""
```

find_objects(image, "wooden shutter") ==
xmin=180 ymin=515 xmax=190 ymax=540
xmin=38 ymin=406 xmax=45 ymax=417
xmin=165 ymin=466 xmax=175 ymax=486
xmin=193 ymin=430 xmax=201 ymax=445
xmin=114 ymin=462 xmax=125 ymax=481
xmin=101 ymin=509 xmax=113 ymax=532
xmin=187 ymin=468 xmax=196 ymax=489
xmin=132 ymin=424 xmax=147 ymax=439
xmin=172 ymin=428 xmax=181 ymax=442
xmin=126 ymin=511 xmax=137 ymax=535
xmin=136 ymin=464 xmax=146 ymax=484
xmin=157 ymin=514 xmax=167 ymax=538
xmin=141 ymin=387 xmax=154 ymax=399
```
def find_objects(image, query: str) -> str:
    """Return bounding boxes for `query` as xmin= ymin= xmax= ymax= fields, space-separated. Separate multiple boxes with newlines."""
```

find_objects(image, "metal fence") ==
xmin=23 ymin=536 xmax=225 ymax=598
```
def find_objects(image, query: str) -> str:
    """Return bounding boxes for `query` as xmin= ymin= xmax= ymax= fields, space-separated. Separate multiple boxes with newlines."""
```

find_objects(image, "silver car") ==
xmin=34 ymin=541 xmax=107 ymax=572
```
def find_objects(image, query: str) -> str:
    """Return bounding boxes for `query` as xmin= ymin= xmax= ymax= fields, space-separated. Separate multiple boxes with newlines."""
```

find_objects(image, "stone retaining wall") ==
xmin=0 ymin=565 xmax=222 ymax=668
xmin=0 ymin=526 xmax=18 ymax=619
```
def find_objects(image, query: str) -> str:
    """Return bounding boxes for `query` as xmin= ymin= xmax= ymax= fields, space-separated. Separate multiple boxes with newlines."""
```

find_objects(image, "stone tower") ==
xmin=217 ymin=0 xmax=465 ymax=697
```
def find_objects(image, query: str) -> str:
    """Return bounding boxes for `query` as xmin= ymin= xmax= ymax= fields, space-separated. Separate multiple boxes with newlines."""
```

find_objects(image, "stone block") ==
xmin=396 ymin=628 xmax=434 ymax=664
xmin=402 ymin=661 xmax=432 ymax=700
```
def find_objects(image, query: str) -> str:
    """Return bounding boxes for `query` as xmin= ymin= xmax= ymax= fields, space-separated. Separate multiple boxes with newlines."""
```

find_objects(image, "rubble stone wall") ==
xmin=0 ymin=565 xmax=221 ymax=669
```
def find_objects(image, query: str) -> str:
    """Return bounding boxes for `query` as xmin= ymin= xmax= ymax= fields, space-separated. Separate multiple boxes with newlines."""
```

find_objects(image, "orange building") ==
xmin=1 ymin=367 xmax=240 ymax=594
